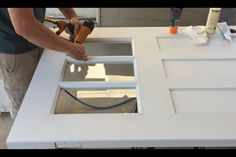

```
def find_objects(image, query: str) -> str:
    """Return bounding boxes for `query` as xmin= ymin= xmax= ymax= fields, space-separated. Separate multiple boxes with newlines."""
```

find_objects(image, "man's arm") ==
xmin=7 ymin=8 xmax=87 ymax=60
xmin=58 ymin=8 xmax=79 ymax=20
xmin=58 ymin=8 xmax=81 ymax=36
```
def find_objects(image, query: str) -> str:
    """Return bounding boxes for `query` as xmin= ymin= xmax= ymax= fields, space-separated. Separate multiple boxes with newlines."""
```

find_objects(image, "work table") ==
xmin=6 ymin=26 xmax=236 ymax=149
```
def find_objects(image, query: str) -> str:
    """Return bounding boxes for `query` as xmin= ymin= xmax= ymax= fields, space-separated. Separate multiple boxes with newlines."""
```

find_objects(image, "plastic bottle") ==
xmin=205 ymin=8 xmax=222 ymax=34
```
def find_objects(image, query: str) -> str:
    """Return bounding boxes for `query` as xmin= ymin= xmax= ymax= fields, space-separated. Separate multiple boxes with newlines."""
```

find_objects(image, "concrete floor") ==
xmin=0 ymin=113 xmax=14 ymax=149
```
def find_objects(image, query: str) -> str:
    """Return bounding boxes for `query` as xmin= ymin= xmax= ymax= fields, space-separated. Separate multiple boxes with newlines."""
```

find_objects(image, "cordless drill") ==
xmin=45 ymin=19 xmax=95 ymax=43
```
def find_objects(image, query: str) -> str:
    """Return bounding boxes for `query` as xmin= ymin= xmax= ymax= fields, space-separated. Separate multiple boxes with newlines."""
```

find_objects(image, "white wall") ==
xmin=45 ymin=8 xmax=100 ymax=26
xmin=46 ymin=8 xmax=97 ymax=19
xmin=100 ymin=8 xmax=236 ymax=27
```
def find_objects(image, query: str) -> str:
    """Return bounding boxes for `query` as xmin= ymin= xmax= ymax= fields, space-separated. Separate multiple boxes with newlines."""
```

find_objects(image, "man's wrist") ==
xmin=69 ymin=15 xmax=79 ymax=21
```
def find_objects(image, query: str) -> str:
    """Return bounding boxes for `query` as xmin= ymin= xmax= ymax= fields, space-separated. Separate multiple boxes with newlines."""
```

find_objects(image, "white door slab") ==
xmin=6 ymin=26 xmax=236 ymax=149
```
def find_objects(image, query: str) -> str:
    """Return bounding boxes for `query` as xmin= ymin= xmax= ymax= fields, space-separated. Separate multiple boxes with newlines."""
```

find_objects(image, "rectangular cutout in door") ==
xmin=84 ymin=42 xmax=132 ymax=56
xmin=157 ymin=37 xmax=236 ymax=53
xmin=63 ymin=63 xmax=135 ymax=82
xmin=163 ymin=59 xmax=236 ymax=82
xmin=55 ymin=88 xmax=137 ymax=114
xmin=171 ymin=88 xmax=236 ymax=113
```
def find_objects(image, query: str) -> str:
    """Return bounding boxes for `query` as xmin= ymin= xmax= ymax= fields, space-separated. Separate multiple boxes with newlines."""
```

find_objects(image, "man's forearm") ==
xmin=8 ymin=8 xmax=86 ymax=60
xmin=8 ymin=8 xmax=74 ymax=54
xmin=23 ymin=19 xmax=75 ymax=54
xmin=59 ymin=8 xmax=78 ymax=20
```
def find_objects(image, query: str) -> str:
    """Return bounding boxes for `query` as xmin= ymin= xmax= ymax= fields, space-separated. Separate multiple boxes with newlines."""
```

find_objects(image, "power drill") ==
xmin=45 ymin=18 xmax=95 ymax=43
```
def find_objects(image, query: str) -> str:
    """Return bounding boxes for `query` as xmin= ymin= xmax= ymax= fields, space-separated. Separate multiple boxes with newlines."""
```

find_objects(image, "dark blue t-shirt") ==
xmin=0 ymin=8 xmax=46 ymax=54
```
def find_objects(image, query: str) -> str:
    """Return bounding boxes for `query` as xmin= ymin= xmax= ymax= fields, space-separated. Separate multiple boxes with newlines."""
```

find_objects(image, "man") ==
xmin=0 ymin=8 xmax=87 ymax=119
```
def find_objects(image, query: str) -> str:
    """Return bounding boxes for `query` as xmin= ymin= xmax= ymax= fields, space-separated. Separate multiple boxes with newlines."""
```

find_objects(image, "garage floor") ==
xmin=0 ymin=113 xmax=13 ymax=149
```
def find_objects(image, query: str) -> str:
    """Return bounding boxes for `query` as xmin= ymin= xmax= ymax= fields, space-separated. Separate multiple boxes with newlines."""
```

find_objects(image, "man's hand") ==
xmin=70 ymin=16 xmax=81 ymax=37
xmin=64 ymin=16 xmax=81 ymax=42
xmin=59 ymin=8 xmax=81 ymax=41
xmin=68 ymin=43 xmax=87 ymax=61
xmin=66 ymin=16 xmax=88 ymax=61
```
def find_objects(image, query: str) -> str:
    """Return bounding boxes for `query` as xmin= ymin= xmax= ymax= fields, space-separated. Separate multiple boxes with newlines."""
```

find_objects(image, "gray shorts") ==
xmin=0 ymin=48 xmax=43 ymax=119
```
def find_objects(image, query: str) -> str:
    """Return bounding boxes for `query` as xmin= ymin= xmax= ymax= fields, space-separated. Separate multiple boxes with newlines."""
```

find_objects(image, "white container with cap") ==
xmin=205 ymin=8 xmax=222 ymax=34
